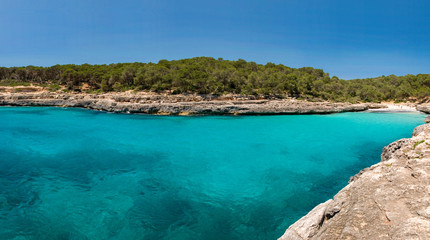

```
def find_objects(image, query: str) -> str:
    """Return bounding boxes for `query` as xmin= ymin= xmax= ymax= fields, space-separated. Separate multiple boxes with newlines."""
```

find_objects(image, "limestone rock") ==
xmin=0 ymin=92 xmax=373 ymax=115
xmin=417 ymin=104 xmax=430 ymax=114
xmin=381 ymin=138 xmax=410 ymax=161
xmin=412 ymin=124 xmax=428 ymax=137
xmin=279 ymin=200 xmax=332 ymax=240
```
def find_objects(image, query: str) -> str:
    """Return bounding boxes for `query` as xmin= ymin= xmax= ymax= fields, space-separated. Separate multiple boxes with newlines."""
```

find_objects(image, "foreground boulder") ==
xmin=279 ymin=123 xmax=430 ymax=240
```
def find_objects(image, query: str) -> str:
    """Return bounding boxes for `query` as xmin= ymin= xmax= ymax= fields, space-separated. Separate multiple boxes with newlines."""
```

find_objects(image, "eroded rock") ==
xmin=0 ymin=92 xmax=374 ymax=115
xmin=412 ymin=124 xmax=428 ymax=137
xmin=417 ymin=104 xmax=430 ymax=114
xmin=381 ymin=138 xmax=410 ymax=161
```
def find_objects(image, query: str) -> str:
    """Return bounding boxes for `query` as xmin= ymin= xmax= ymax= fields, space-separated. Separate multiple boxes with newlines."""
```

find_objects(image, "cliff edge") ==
xmin=279 ymin=122 xmax=430 ymax=240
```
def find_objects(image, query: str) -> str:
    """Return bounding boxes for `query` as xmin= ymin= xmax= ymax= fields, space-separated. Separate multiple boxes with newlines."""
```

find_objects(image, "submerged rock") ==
xmin=279 ymin=123 xmax=430 ymax=239
xmin=0 ymin=195 xmax=8 ymax=209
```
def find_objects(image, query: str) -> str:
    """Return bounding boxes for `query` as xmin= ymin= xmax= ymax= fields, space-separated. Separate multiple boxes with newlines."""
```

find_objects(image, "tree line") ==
xmin=1 ymin=57 xmax=429 ymax=102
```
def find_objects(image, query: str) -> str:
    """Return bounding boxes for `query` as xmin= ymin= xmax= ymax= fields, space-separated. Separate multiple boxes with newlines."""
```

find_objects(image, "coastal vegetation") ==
xmin=1 ymin=57 xmax=429 ymax=102
xmin=413 ymin=140 xmax=425 ymax=149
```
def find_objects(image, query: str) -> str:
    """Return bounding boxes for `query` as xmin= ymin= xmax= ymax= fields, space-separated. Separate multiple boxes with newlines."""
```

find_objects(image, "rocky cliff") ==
xmin=0 ymin=91 xmax=382 ymax=115
xmin=279 ymin=122 xmax=430 ymax=240
xmin=417 ymin=104 xmax=430 ymax=114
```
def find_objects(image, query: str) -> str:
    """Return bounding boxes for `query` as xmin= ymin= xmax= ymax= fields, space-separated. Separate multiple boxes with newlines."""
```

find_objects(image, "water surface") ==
xmin=0 ymin=107 xmax=425 ymax=240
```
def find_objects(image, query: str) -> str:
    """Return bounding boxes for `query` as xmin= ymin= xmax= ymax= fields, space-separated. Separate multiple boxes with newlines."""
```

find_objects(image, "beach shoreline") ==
xmin=366 ymin=102 xmax=419 ymax=112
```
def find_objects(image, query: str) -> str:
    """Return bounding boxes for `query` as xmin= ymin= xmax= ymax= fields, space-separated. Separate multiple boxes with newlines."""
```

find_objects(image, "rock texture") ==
xmin=279 ymin=123 xmax=430 ymax=240
xmin=0 ymin=92 xmax=384 ymax=115
xmin=417 ymin=104 xmax=430 ymax=114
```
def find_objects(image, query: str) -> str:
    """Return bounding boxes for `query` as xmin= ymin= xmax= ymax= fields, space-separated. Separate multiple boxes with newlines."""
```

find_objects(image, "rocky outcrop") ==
xmin=417 ymin=104 xmax=430 ymax=114
xmin=0 ymin=92 xmax=382 ymax=115
xmin=279 ymin=123 xmax=430 ymax=240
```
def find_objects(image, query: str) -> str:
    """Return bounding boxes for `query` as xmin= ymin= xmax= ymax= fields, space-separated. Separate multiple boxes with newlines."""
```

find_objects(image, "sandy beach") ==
xmin=366 ymin=102 xmax=418 ymax=112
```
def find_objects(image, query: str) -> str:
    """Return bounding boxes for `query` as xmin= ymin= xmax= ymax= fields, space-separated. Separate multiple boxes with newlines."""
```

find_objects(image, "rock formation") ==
xmin=0 ymin=91 xmax=384 ymax=115
xmin=279 ymin=122 xmax=430 ymax=240
xmin=417 ymin=104 xmax=430 ymax=114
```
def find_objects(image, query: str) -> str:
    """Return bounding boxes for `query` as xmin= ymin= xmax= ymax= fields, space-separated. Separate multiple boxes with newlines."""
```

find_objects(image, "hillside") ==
xmin=1 ymin=57 xmax=430 ymax=103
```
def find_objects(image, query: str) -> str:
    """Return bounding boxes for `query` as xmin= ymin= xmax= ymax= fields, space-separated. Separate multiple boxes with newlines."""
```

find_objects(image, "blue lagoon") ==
xmin=0 ymin=107 xmax=425 ymax=240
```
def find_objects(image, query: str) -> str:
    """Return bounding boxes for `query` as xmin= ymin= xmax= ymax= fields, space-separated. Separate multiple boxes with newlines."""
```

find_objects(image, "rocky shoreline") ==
xmin=279 ymin=120 xmax=430 ymax=240
xmin=417 ymin=103 xmax=430 ymax=114
xmin=0 ymin=91 xmax=390 ymax=115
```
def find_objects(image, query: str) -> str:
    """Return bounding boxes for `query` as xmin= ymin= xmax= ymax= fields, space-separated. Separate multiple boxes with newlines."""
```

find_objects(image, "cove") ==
xmin=0 ymin=107 xmax=426 ymax=240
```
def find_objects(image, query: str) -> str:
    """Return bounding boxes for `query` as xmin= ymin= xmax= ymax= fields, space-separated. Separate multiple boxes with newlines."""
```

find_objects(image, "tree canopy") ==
xmin=1 ymin=57 xmax=429 ymax=102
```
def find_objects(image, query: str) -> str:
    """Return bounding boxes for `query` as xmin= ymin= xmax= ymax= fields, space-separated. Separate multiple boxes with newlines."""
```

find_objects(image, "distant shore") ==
xmin=0 ymin=87 xmax=429 ymax=115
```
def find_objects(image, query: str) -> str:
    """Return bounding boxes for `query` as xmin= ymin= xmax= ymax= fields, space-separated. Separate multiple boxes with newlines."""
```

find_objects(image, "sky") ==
xmin=0 ymin=0 xmax=429 ymax=79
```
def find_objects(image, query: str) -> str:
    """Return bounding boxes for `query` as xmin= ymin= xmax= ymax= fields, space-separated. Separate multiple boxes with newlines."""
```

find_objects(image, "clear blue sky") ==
xmin=1 ymin=0 xmax=429 ymax=79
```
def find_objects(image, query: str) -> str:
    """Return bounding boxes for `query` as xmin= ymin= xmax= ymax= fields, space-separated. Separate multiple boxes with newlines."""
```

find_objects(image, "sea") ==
xmin=0 ymin=107 xmax=426 ymax=240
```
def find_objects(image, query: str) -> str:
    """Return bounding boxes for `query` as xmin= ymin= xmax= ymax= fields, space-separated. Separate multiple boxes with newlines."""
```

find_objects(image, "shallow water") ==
xmin=0 ymin=107 xmax=426 ymax=240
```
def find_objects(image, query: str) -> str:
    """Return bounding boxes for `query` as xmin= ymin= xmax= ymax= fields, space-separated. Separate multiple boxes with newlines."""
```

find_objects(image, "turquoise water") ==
xmin=0 ymin=107 xmax=426 ymax=240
